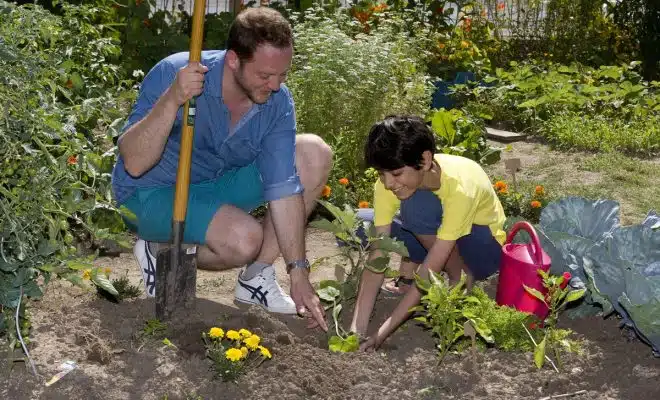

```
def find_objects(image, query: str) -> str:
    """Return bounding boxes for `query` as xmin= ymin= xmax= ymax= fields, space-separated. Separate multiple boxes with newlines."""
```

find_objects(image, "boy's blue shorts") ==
xmin=351 ymin=189 xmax=502 ymax=281
xmin=120 ymin=163 xmax=264 ymax=244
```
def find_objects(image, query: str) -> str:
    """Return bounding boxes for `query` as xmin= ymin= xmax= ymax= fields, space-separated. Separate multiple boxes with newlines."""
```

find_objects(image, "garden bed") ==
xmin=1 ymin=226 xmax=659 ymax=400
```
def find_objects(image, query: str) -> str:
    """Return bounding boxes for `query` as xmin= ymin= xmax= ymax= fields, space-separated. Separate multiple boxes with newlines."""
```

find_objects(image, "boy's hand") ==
xmin=359 ymin=334 xmax=383 ymax=352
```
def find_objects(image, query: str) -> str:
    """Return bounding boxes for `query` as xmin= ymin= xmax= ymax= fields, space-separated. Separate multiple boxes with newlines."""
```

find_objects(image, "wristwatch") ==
xmin=286 ymin=259 xmax=311 ymax=274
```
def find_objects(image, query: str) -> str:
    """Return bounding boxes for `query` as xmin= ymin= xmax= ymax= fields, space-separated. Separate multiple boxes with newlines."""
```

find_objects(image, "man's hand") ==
xmin=170 ymin=63 xmax=209 ymax=106
xmin=289 ymin=269 xmax=328 ymax=332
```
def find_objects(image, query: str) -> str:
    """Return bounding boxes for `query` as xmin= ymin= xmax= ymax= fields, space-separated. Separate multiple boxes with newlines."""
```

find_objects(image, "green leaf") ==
xmin=429 ymin=108 xmax=456 ymax=144
xmin=365 ymin=256 xmax=390 ymax=273
xmin=328 ymin=334 xmax=359 ymax=353
xmin=523 ymin=285 xmax=547 ymax=304
xmin=564 ymin=288 xmax=586 ymax=304
xmin=309 ymin=219 xmax=345 ymax=236
xmin=317 ymin=286 xmax=340 ymax=302
xmin=92 ymin=270 xmax=118 ymax=296
xmin=37 ymin=239 xmax=59 ymax=257
xmin=372 ymin=236 xmax=409 ymax=257
xmin=534 ymin=336 xmax=547 ymax=369
xmin=0 ymin=259 xmax=17 ymax=272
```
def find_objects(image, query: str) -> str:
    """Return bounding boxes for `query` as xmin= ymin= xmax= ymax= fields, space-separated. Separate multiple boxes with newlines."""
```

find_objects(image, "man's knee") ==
xmin=207 ymin=211 xmax=263 ymax=265
xmin=295 ymin=134 xmax=333 ymax=179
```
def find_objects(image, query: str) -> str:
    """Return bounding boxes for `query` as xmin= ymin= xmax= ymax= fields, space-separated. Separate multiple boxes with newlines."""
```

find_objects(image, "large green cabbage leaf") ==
xmin=507 ymin=197 xmax=659 ymax=356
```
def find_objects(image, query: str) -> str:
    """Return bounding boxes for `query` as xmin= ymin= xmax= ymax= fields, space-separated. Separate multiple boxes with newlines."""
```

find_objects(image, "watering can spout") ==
xmin=496 ymin=221 xmax=552 ymax=320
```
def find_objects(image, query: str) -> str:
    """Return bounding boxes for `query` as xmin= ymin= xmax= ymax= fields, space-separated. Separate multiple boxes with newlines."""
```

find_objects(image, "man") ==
xmin=111 ymin=7 xmax=329 ymax=331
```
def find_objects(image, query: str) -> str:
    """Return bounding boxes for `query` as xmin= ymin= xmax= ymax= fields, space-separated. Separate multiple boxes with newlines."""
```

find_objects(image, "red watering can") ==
xmin=496 ymin=221 xmax=552 ymax=320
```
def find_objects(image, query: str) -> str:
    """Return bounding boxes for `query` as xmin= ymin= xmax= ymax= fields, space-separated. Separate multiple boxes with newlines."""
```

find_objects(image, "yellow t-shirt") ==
xmin=373 ymin=153 xmax=507 ymax=245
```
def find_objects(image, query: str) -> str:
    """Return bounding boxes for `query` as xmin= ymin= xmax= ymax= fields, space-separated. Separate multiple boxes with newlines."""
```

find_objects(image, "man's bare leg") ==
xmin=253 ymin=133 xmax=333 ymax=265
xmin=195 ymin=134 xmax=332 ymax=272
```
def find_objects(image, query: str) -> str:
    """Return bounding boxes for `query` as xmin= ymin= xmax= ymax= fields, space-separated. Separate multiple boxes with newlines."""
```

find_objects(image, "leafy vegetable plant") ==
xmin=412 ymin=271 xmax=494 ymax=364
xmin=511 ymin=196 xmax=660 ymax=357
xmin=309 ymin=200 xmax=409 ymax=352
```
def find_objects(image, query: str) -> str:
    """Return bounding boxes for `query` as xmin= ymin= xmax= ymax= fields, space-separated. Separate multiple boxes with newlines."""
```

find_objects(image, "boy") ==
xmin=349 ymin=115 xmax=506 ymax=350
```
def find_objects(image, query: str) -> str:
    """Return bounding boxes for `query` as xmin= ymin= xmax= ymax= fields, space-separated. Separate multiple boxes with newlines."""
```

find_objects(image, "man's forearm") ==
xmin=268 ymin=193 xmax=306 ymax=263
xmin=118 ymin=88 xmax=180 ymax=177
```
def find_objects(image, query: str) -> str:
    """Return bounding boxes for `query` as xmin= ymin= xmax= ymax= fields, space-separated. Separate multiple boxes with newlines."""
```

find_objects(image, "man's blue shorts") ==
xmin=353 ymin=189 xmax=502 ymax=281
xmin=121 ymin=163 xmax=264 ymax=244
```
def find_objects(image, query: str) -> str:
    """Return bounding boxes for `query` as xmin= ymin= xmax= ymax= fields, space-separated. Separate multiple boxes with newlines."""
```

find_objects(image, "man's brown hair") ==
xmin=226 ymin=7 xmax=293 ymax=61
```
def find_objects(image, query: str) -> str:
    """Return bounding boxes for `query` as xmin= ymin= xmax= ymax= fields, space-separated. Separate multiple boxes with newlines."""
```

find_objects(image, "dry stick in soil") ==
xmin=539 ymin=390 xmax=588 ymax=400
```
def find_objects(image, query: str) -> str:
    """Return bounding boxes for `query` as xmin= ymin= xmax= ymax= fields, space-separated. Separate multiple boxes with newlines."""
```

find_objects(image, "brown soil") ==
xmin=1 ymin=227 xmax=659 ymax=400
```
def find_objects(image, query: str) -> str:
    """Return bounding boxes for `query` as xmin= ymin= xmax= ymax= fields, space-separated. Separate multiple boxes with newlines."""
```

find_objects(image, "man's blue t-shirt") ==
xmin=111 ymin=50 xmax=303 ymax=205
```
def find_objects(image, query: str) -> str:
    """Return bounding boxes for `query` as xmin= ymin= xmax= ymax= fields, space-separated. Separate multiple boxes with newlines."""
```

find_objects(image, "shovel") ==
xmin=155 ymin=0 xmax=207 ymax=320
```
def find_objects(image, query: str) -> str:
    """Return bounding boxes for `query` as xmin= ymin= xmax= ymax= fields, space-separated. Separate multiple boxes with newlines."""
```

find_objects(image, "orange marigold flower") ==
xmin=65 ymin=79 xmax=73 ymax=89
xmin=438 ymin=42 xmax=446 ymax=49
xmin=338 ymin=178 xmax=349 ymax=186
xmin=534 ymin=185 xmax=545 ymax=196
xmin=530 ymin=200 xmax=542 ymax=208
xmin=493 ymin=181 xmax=507 ymax=191
xmin=67 ymin=155 xmax=78 ymax=165
xmin=358 ymin=201 xmax=369 ymax=209
xmin=321 ymin=185 xmax=331 ymax=198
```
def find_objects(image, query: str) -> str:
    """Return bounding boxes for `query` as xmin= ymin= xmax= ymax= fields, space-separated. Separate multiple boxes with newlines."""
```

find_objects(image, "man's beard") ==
xmin=234 ymin=67 xmax=269 ymax=105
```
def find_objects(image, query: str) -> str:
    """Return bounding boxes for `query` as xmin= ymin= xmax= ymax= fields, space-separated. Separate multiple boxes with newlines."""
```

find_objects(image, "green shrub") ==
xmin=286 ymin=5 xmax=435 ymax=195
xmin=0 ymin=1 xmax=133 ymax=342
xmin=540 ymin=112 xmax=660 ymax=156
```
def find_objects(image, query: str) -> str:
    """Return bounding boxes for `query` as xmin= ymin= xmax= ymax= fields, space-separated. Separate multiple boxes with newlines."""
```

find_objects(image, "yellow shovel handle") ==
xmin=173 ymin=0 xmax=207 ymax=223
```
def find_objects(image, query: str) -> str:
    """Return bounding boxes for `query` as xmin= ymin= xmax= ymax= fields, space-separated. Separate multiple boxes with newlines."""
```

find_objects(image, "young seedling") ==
xmin=523 ymin=270 xmax=586 ymax=371
xmin=311 ymin=200 xmax=409 ymax=352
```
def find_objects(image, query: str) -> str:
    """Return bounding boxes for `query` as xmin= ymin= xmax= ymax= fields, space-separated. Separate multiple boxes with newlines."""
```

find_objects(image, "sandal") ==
xmin=381 ymin=276 xmax=414 ymax=296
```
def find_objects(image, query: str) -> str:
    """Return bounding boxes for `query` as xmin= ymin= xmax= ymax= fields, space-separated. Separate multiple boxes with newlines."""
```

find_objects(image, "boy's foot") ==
xmin=235 ymin=265 xmax=297 ymax=315
xmin=381 ymin=276 xmax=414 ymax=296
xmin=133 ymin=238 xmax=157 ymax=297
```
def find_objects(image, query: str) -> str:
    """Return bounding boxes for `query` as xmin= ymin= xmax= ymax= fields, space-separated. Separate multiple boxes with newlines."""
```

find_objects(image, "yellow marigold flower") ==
xmin=321 ymin=185 xmax=331 ymax=198
xmin=258 ymin=345 xmax=272 ymax=359
xmin=461 ymin=40 xmax=470 ymax=48
xmin=338 ymin=177 xmax=349 ymax=186
xmin=358 ymin=201 xmax=369 ymax=209
xmin=535 ymin=185 xmax=545 ymax=196
xmin=82 ymin=269 xmax=91 ymax=280
xmin=226 ymin=330 xmax=241 ymax=341
xmin=225 ymin=348 xmax=243 ymax=362
xmin=240 ymin=346 xmax=249 ymax=359
xmin=531 ymin=200 xmax=542 ymax=208
xmin=208 ymin=327 xmax=224 ymax=339
xmin=238 ymin=328 xmax=252 ymax=338
xmin=104 ymin=267 xmax=112 ymax=276
xmin=243 ymin=334 xmax=260 ymax=350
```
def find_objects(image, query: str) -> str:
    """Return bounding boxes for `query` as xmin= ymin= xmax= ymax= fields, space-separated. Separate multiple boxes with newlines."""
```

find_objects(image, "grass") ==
xmin=487 ymin=142 xmax=660 ymax=225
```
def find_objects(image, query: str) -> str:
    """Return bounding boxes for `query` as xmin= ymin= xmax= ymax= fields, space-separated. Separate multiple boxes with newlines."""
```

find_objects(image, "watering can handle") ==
xmin=505 ymin=221 xmax=544 ymax=267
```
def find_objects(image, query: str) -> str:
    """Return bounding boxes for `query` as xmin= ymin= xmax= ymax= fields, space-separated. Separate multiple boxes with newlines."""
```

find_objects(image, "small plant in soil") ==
xmin=412 ymin=271 xmax=576 ymax=364
xmin=310 ymin=200 xmax=409 ymax=352
xmin=202 ymin=327 xmax=272 ymax=382
xmin=523 ymin=270 xmax=586 ymax=371
xmin=96 ymin=271 xmax=141 ymax=302
xmin=412 ymin=271 xmax=495 ymax=364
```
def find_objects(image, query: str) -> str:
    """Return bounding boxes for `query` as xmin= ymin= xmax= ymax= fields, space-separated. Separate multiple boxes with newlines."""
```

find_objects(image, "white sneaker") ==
xmin=235 ymin=265 xmax=297 ymax=314
xmin=133 ymin=238 xmax=156 ymax=297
